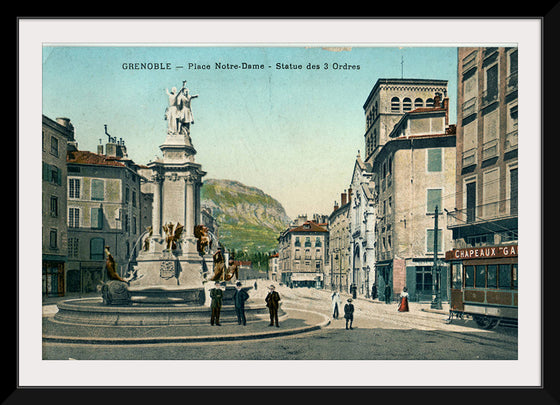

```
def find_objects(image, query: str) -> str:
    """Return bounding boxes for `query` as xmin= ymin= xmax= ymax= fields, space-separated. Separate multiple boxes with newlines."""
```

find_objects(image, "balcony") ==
xmin=481 ymin=89 xmax=499 ymax=108
xmin=506 ymin=71 xmax=518 ymax=95
xmin=505 ymin=130 xmax=518 ymax=152
xmin=462 ymin=97 xmax=477 ymax=119
xmin=482 ymin=138 xmax=499 ymax=161
xmin=462 ymin=51 xmax=477 ymax=75
xmin=462 ymin=147 xmax=477 ymax=168
xmin=446 ymin=199 xmax=518 ymax=229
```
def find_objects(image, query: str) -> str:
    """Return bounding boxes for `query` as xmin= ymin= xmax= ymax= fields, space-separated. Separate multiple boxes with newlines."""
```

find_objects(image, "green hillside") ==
xmin=200 ymin=179 xmax=291 ymax=254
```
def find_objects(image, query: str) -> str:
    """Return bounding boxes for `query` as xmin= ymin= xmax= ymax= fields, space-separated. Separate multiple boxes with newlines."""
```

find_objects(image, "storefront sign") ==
xmin=445 ymin=245 xmax=518 ymax=260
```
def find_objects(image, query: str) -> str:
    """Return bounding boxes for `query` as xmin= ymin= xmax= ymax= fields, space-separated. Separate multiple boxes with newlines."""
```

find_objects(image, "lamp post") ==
xmin=429 ymin=205 xmax=443 ymax=310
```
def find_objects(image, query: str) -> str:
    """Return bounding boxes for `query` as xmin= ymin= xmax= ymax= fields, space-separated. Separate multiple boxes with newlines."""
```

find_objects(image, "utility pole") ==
xmin=428 ymin=205 xmax=443 ymax=309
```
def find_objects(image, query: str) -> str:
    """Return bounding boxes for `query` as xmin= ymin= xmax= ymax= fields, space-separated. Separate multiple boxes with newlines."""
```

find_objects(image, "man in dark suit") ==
xmin=344 ymin=298 xmax=354 ymax=330
xmin=265 ymin=284 xmax=281 ymax=327
xmin=233 ymin=281 xmax=250 ymax=325
xmin=210 ymin=281 xmax=223 ymax=326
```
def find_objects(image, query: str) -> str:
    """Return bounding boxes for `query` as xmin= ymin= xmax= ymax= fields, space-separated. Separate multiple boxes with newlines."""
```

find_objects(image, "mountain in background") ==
xmin=200 ymin=179 xmax=292 ymax=253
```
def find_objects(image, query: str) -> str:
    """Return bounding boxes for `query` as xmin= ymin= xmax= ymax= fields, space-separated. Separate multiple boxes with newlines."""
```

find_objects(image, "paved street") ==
xmin=42 ymin=285 xmax=517 ymax=360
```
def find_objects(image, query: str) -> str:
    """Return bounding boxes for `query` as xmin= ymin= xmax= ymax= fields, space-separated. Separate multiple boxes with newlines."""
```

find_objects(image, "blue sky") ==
xmin=42 ymin=45 xmax=458 ymax=218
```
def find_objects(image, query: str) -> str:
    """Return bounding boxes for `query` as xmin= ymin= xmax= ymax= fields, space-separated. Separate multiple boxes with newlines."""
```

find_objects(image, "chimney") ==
xmin=347 ymin=187 xmax=352 ymax=202
xmin=341 ymin=191 xmax=347 ymax=206
xmin=443 ymin=97 xmax=449 ymax=125
xmin=97 ymin=143 xmax=104 ymax=155
xmin=333 ymin=201 xmax=339 ymax=212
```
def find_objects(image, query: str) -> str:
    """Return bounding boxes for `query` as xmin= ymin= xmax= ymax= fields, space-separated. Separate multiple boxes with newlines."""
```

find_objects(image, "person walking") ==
xmin=265 ymin=284 xmax=281 ymax=327
xmin=331 ymin=291 xmax=342 ymax=319
xmin=384 ymin=283 xmax=392 ymax=304
xmin=233 ymin=281 xmax=250 ymax=325
xmin=344 ymin=298 xmax=354 ymax=330
xmin=210 ymin=281 xmax=223 ymax=326
xmin=398 ymin=286 xmax=410 ymax=312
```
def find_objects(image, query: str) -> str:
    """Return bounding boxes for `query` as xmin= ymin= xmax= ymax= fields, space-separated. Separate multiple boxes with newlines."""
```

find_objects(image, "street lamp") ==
xmin=429 ymin=205 xmax=443 ymax=310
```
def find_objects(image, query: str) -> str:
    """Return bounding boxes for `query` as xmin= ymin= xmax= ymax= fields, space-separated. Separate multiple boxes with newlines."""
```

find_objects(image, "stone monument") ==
xmin=128 ymin=81 xmax=207 ymax=304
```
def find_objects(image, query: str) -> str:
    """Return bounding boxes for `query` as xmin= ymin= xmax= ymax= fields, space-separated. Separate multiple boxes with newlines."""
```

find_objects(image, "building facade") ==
xmin=327 ymin=193 xmax=351 ymax=292
xmin=348 ymin=156 xmax=376 ymax=297
xmin=42 ymin=116 xmax=75 ymax=298
xmin=372 ymin=98 xmax=456 ymax=302
xmin=445 ymin=47 xmax=518 ymax=315
xmin=278 ymin=220 xmax=328 ymax=288
xmin=65 ymin=137 xmax=148 ymax=294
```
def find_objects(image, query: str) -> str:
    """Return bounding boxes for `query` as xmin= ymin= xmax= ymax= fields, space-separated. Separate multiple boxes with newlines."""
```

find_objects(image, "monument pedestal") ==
xmin=129 ymin=131 xmax=208 ymax=302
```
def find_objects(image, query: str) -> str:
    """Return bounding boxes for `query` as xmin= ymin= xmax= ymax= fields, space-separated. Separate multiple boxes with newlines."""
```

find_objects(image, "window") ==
xmin=403 ymin=97 xmax=412 ymax=111
xmin=465 ymin=265 xmax=475 ymax=287
xmin=43 ymin=163 xmax=62 ymax=185
xmin=91 ymin=179 xmax=105 ymax=201
xmin=91 ymin=207 xmax=103 ymax=229
xmin=427 ymin=189 xmax=442 ymax=213
xmin=484 ymin=63 xmax=499 ymax=104
xmin=414 ymin=98 xmax=424 ymax=109
xmin=50 ymin=136 xmax=59 ymax=157
xmin=295 ymin=237 xmax=301 ymax=247
xmin=427 ymin=148 xmax=442 ymax=172
xmin=125 ymin=187 xmax=130 ymax=204
xmin=426 ymin=229 xmax=443 ymax=253
xmin=315 ymin=237 xmax=322 ymax=247
xmin=475 ymin=265 xmax=486 ymax=288
xmin=416 ymin=266 xmax=433 ymax=293
xmin=49 ymin=229 xmax=58 ymax=249
xmin=487 ymin=265 xmax=498 ymax=288
xmin=68 ymin=238 xmax=79 ymax=258
xmin=498 ymin=264 xmax=512 ymax=289
xmin=304 ymin=237 xmax=311 ymax=247
xmin=50 ymin=196 xmax=58 ymax=217
xmin=132 ymin=190 xmax=137 ymax=207
xmin=68 ymin=208 xmax=80 ymax=228
xmin=482 ymin=168 xmax=500 ymax=218
xmin=482 ymin=109 xmax=499 ymax=160
xmin=90 ymin=237 xmax=105 ymax=261
xmin=426 ymin=98 xmax=434 ymax=108
xmin=69 ymin=178 xmax=81 ymax=199
xmin=451 ymin=262 xmax=463 ymax=289
xmin=391 ymin=97 xmax=400 ymax=113
xmin=510 ymin=167 xmax=518 ymax=215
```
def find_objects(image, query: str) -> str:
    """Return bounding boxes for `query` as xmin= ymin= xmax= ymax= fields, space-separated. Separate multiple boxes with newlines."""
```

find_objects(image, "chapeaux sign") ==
xmin=445 ymin=245 xmax=518 ymax=260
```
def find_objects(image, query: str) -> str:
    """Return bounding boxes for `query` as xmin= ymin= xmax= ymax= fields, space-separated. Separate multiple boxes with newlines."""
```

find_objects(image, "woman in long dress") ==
xmin=398 ymin=286 xmax=409 ymax=312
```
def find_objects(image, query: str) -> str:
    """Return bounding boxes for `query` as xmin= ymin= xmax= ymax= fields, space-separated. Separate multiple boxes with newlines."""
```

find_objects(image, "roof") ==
xmin=288 ymin=221 xmax=328 ymax=233
xmin=67 ymin=150 xmax=126 ymax=167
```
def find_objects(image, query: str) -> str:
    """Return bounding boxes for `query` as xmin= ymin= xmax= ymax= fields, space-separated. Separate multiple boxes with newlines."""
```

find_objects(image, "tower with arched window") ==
xmin=363 ymin=78 xmax=448 ymax=163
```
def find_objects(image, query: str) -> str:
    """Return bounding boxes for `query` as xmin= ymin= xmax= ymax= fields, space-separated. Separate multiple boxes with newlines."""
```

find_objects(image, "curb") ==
xmin=42 ymin=307 xmax=330 ymax=345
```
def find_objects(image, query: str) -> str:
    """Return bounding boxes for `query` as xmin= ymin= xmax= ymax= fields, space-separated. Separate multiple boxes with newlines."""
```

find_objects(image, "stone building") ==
xmin=371 ymin=96 xmax=456 ymax=302
xmin=278 ymin=219 xmax=328 ymax=288
xmin=65 ymin=132 xmax=148 ymax=294
xmin=42 ymin=115 xmax=75 ymax=298
xmin=445 ymin=47 xmax=518 ymax=306
xmin=327 ymin=192 xmax=351 ymax=292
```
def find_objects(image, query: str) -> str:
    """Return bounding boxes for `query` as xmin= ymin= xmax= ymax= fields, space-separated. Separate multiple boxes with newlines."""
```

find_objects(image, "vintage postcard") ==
xmin=20 ymin=18 xmax=542 ymax=388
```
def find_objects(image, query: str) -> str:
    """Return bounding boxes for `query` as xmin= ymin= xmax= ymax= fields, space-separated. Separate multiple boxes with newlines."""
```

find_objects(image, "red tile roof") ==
xmin=67 ymin=150 xmax=126 ymax=167
xmin=289 ymin=221 xmax=328 ymax=233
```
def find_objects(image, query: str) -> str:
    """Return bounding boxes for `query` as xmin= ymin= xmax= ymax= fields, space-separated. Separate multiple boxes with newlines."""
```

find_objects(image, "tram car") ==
xmin=445 ymin=245 xmax=518 ymax=329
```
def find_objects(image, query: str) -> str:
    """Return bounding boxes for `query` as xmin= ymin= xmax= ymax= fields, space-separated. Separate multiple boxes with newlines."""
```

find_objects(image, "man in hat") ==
xmin=233 ymin=281 xmax=250 ymax=325
xmin=344 ymin=298 xmax=355 ymax=330
xmin=210 ymin=281 xmax=224 ymax=326
xmin=265 ymin=284 xmax=281 ymax=327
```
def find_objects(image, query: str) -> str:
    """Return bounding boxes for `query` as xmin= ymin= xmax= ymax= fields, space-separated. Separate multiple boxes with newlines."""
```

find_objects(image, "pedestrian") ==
xmin=210 ymin=281 xmax=223 ymax=326
xmin=344 ymin=298 xmax=354 ymax=330
xmin=265 ymin=284 xmax=281 ymax=327
xmin=398 ymin=287 xmax=410 ymax=312
xmin=331 ymin=291 xmax=342 ymax=319
xmin=384 ymin=283 xmax=392 ymax=304
xmin=371 ymin=283 xmax=377 ymax=300
xmin=233 ymin=281 xmax=250 ymax=325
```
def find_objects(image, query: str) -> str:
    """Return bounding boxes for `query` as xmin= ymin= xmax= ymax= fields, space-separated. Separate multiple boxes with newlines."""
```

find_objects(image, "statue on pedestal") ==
xmin=165 ymin=81 xmax=199 ymax=138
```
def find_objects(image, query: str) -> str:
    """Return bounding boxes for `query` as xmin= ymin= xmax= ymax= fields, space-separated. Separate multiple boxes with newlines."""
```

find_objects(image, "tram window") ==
xmin=487 ymin=265 xmax=497 ymax=288
xmin=451 ymin=263 xmax=462 ymax=289
xmin=513 ymin=264 xmax=518 ymax=290
xmin=465 ymin=265 xmax=475 ymax=287
xmin=498 ymin=264 xmax=512 ymax=289
xmin=475 ymin=265 xmax=486 ymax=288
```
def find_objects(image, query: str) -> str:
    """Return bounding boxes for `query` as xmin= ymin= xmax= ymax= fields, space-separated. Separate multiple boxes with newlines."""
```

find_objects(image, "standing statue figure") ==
xmin=165 ymin=81 xmax=199 ymax=137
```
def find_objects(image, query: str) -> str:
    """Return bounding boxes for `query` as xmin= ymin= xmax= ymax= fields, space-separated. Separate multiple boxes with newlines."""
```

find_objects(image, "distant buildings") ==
xmin=327 ymin=193 xmax=351 ymax=292
xmin=277 ymin=216 xmax=329 ymax=288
